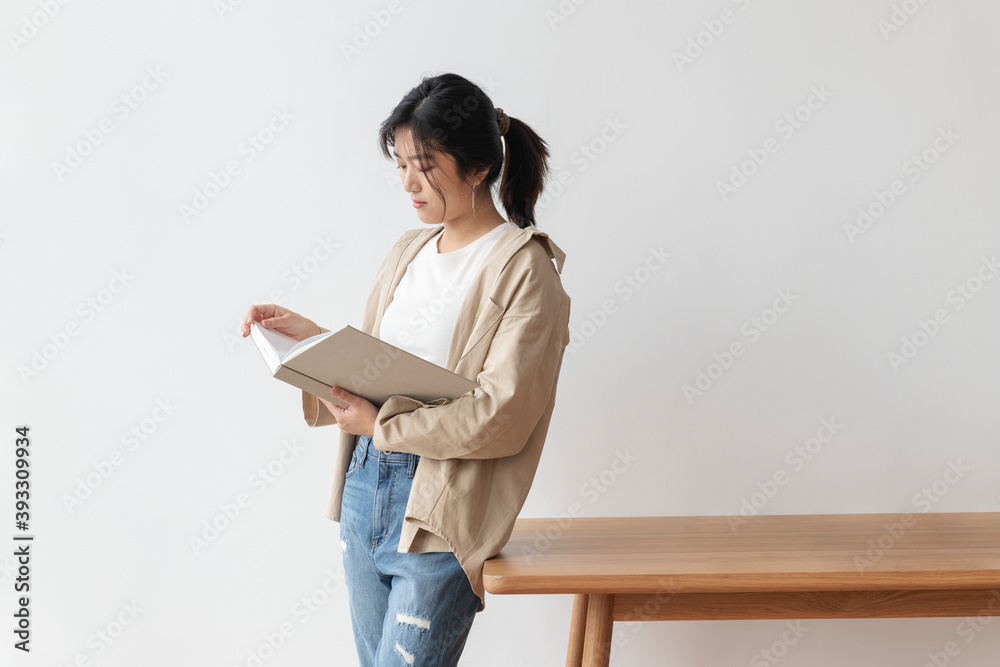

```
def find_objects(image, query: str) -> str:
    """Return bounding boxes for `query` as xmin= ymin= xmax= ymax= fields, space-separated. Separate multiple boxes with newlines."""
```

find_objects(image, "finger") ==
xmin=245 ymin=305 xmax=267 ymax=327
xmin=330 ymin=386 xmax=354 ymax=404
xmin=243 ymin=306 xmax=254 ymax=324
xmin=262 ymin=313 xmax=286 ymax=328
xmin=241 ymin=306 xmax=258 ymax=336
xmin=244 ymin=305 xmax=278 ymax=334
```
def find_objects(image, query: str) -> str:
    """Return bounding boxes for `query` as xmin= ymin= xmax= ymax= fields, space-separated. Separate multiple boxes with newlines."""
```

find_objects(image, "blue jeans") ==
xmin=339 ymin=434 xmax=480 ymax=666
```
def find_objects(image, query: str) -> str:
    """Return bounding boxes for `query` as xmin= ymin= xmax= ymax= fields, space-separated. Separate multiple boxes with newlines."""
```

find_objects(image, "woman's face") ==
xmin=393 ymin=126 xmax=474 ymax=225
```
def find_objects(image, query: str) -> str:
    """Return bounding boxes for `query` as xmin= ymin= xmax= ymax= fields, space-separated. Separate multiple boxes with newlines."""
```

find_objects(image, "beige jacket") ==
xmin=302 ymin=223 xmax=571 ymax=612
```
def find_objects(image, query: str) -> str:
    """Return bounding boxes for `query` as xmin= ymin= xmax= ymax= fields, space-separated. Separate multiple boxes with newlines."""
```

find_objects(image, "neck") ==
xmin=436 ymin=200 xmax=508 ymax=252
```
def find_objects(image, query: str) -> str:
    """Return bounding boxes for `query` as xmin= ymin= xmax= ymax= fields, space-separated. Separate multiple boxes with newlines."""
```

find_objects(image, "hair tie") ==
xmin=495 ymin=107 xmax=510 ymax=137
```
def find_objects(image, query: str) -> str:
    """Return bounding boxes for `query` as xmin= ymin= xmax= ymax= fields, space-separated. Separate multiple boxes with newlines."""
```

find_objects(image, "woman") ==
xmin=239 ymin=72 xmax=571 ymax=666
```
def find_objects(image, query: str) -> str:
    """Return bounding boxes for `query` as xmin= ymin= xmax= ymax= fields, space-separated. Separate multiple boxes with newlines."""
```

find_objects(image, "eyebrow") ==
xmin=393 ymin=150 xmax=434 ymax=161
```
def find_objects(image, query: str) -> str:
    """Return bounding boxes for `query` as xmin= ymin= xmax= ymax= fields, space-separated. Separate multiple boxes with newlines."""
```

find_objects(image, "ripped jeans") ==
xmin=339 ymin=435 xmax=480 ymax=666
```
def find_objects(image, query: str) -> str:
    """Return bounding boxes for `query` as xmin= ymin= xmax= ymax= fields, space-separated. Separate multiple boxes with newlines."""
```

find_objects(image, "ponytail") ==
xmin=498 ymin=115 xmax=551 ymax=228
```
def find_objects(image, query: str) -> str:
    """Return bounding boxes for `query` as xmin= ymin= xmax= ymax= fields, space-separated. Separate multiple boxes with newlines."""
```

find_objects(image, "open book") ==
xmin=249 ymin=322 xmax=480 ymax=409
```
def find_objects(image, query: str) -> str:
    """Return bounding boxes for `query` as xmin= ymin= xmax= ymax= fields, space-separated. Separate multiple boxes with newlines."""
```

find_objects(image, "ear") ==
xmin=471 ymin=165 xmax=491 ymax=184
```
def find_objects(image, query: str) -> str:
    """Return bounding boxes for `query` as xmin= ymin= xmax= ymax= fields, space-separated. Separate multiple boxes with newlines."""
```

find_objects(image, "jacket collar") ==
xmin=399 ymin=223 xmax=565 ymax=272
xmin=382 ymin=223 xmax=565 ymax=311
xmin=492 ymin=224 xmax=565 ymax=274
xmin=373 ymin=223 xmax=566 ymax=368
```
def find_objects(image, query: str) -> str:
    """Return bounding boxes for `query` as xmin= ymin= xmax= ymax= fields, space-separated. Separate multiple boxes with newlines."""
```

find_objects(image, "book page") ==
xmin=250 ymin=323 xmax=299 ymax=370
xmin=286 ymin=330 xmax=335 ymax=360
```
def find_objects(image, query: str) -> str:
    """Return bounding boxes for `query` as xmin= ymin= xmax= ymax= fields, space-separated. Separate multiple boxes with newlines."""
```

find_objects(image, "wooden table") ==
xmin=482 ymin=512 xmax=1000 ymax=666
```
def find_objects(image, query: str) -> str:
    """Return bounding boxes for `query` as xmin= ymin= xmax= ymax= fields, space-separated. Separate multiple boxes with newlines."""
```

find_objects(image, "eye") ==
xmin=397 ymin=164 xmax=431 ymax=173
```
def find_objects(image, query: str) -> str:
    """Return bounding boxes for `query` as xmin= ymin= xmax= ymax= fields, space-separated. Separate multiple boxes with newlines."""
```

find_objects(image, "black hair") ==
xmin=377 ymin=72 xmax=550 ymax=228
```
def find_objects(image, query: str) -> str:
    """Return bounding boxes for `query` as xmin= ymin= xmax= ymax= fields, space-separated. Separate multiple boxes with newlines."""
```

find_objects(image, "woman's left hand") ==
xmin=323 ymin=386 xmax=378 ymax=437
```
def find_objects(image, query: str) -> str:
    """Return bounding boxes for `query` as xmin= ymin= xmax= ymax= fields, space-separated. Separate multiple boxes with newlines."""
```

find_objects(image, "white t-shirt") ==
xmin=379 ymin=222 xmax=516 ymax=367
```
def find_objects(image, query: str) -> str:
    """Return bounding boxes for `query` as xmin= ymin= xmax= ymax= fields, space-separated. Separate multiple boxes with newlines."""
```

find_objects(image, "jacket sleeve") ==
xmin=301 ymin=326 xmax=337 ymax=427
xmin=372 ymin=300 xmax=569 ymax=460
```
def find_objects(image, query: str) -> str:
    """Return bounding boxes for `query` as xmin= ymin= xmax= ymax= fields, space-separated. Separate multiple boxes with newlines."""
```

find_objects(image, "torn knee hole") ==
xmin=396 ymin=611 xmax=431 ymax=630
xmin=394 ymin=641 xmax=415 ymax=664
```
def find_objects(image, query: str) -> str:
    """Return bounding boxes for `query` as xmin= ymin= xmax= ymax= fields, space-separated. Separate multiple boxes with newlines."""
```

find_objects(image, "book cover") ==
xmin=249 ymin=322 xmax=480 ymax=409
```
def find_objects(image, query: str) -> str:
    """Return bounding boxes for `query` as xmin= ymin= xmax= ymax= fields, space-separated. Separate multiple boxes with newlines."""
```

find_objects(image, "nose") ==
xmin=402 ymin=167 xmax=420 ymax=195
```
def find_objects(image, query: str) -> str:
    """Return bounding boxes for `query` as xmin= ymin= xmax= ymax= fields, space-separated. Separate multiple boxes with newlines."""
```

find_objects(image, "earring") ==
xmin=472 ymin=178 xmax=482 ymax=217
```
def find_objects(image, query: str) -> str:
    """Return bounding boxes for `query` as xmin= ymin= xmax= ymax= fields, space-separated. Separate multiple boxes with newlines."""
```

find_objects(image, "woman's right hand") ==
xmin=239 ymin=304 xmax=322 ymax=342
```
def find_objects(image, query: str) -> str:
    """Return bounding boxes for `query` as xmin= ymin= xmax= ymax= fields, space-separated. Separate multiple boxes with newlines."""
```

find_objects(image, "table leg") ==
xmin=582 ymin=593 xmax=614 ymax=667
xmin=566 ymin=593 xmax=590 ymax=667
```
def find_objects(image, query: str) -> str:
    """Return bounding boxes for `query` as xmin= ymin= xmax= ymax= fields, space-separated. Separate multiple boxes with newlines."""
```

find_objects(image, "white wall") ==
xmin=2 ymin=0 xmax=998 ymax=665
